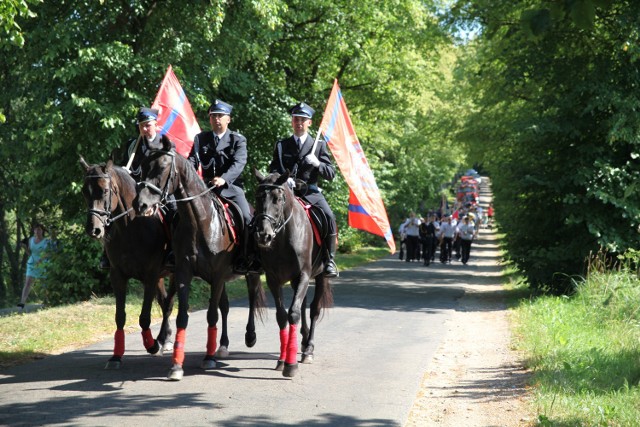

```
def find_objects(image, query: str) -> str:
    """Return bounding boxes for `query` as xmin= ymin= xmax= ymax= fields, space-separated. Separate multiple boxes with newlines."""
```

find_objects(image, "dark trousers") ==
xmin=461 ymin=239 xmax=472 ymax=264
xmin=405 ymin=235 xmax=420 ymax=262
xmin=421 ymin=236 xmax=434 ymax=265
xmin=440 ymin=237 xmax=453 ymax=263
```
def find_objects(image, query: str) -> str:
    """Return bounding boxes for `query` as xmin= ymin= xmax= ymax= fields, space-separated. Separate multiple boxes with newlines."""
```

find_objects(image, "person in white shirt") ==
xmin=457 ymin=215 xmax=476 ymax=264
xmin=401 ymin=212 xmax=421 ymax=262
xmin=438 ymin=215 xmax=456 ymax=263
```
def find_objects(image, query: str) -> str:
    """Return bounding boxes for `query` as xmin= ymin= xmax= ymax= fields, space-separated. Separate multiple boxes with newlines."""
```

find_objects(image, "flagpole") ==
xmin=124 ymin=135 xmax=142 ymax=172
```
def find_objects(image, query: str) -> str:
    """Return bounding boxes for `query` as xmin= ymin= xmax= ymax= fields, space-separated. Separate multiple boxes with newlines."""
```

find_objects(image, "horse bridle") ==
xmin=137 ymin=149 xmax=177 ymax=207
xmin=254 ymin=183 xmax=294 ymax=235
xmin=137 ymin=149 xmax=218 ymax=205
xmin=84 ymin=171 xmax=131 ymax=227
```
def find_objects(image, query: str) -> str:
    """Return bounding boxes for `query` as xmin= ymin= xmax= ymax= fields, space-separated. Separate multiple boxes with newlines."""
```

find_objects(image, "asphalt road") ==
xmin=0 ymin=252 xmax=479 ymax=426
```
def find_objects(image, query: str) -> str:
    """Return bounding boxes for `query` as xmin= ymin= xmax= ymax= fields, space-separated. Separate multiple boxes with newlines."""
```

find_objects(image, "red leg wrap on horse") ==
xmin=286 ymin=324 xmax=298 ymax=365
xmin=141 ymin=328 xmax=154 ymax=350
xmin=279 ymin=328 xmax=289 ymax=360
xmin=114 ymin=329 xmax=125 ymax=357
xmin=173 ymin=328 xmax=186 ymax=365
xmin=206 ymin=326 xmax=218 ymax=356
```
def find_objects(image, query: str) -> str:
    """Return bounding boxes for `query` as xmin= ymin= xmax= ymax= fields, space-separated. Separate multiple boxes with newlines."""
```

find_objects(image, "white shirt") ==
xmin=295 ymin=133 xmax=308 ymax=147
xmin=402 ymin=217 xmax=421 ymax=237
xmin=439 ymin=222 xmax=456 ymax=239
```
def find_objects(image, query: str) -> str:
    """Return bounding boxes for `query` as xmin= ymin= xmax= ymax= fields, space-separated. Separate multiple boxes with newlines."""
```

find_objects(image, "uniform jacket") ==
xmin=188 ymin=130 xmax=247 ymax=189
xmin=268 ymin=134 xmax=335 ymax=191
xmin=123 ymin=134 xmax=175 ymax=183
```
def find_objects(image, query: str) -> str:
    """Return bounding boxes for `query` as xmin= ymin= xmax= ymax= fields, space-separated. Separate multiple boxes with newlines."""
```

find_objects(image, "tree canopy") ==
xmin=0 ymin=1 xmax=463 ymax=303
xmin=5 ymin=0 xmax=636 ymax=301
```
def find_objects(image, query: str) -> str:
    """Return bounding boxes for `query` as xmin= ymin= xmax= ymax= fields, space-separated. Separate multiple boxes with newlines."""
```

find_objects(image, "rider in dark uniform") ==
xmin=187 ymin=99 xmax=259 ymax=274
xmin=101 ymin=107 xmax=176 ymax=269
xmin=268 ymin=102 xmax=339 ymax=278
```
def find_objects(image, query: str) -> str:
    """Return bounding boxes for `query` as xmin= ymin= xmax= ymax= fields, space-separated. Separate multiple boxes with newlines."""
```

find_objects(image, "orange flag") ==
xmin=151 ymin=65 xmax=201 ymax=158
xmin=319 ymin=80 xmax=395 ymax=253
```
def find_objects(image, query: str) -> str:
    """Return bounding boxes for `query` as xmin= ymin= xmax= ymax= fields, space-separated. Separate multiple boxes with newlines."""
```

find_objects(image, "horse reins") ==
xmin=84 ymin=172 xmax=133 ymax=226
xmin=254 ymin=183 xmax=294 ymax=235
xmin=137 ymin=149 xmax=216 ymax=205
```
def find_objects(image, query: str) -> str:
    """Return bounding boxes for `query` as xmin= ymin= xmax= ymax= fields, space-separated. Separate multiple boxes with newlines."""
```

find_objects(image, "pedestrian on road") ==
xmin=457 ymin=215 xmax=476 ymax=264
xmin=401 ymin=212 xmax=421 ymax=262
xmin=419 ymin=214 xmax=437 ymax=266
xmin=438 ymin=215 xmax=456 ymax=264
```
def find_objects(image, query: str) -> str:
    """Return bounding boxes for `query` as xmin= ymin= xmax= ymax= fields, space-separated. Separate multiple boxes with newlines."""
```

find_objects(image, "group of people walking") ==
xmin=398 ymin=204 xmax=483 ymax=266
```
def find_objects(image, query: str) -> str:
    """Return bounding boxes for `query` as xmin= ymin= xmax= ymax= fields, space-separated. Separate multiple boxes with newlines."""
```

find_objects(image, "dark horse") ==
xmin=80 ymin=157 xmax=175 ymax=369
xmin=134 ymin=139 xmax=266 ymax=381
xmin=253 ymin=169 xmax=334 ymax=378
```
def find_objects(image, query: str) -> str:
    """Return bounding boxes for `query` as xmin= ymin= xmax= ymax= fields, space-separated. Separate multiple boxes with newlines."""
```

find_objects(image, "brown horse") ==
xmin=80 ymin=157 xmax=175 ymax=369
xmin=253 ymin=169 xmax=333 ymax=378
xmin=134 ymin=139 xmax=266 ymax=381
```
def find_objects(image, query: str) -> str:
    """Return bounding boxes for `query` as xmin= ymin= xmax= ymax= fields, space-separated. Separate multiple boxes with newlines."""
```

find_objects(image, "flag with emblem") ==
xmin=319 ymin=80 xmax=396 ymax=253
xmin=151 ymin=65 xmax=201 ymax=158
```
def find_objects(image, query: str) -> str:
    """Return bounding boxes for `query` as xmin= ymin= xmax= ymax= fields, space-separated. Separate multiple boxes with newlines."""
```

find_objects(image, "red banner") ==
xmin=151 ymin=65 xmax=201 ymax=158
xmin=319 ymin=80 xmax=395 ymax=253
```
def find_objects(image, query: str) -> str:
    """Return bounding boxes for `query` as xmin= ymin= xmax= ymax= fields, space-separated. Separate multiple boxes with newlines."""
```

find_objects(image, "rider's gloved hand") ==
xmin=305 ymin=154 xmax=320 ymax=167
xmin=287 ymin=178 xmax=295 ymax=188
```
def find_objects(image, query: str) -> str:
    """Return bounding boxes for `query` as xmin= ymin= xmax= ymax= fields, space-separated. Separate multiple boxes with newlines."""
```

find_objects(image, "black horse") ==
xmin=134 ymin=139 xmax=266 ymax=381
xmin=253 ymin=169 xmax=334 ymax=378
xmin=80 ymin=157 xmax=175 ymax=369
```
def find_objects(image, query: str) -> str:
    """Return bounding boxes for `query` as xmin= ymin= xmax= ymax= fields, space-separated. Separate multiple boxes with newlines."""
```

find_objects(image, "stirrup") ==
xmin=323 ymin=260 xmax=339 ymax=278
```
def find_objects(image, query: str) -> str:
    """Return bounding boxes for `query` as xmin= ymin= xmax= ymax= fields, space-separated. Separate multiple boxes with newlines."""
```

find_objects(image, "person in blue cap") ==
xmin=122 ymin=107 xmax=178 ymax=178
xmin=187 ymin=99 xmax=260 ymax=274
xmin=267 ymin=102 xmax=339 ymax=277
xmin=100 ymin=107 xmax=177 ymax=270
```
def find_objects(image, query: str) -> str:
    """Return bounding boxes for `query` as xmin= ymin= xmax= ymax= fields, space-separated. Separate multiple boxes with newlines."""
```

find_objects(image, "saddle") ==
xmin=212 ymin=194 xmax=242 ymax=245
xmin=295 ymin=196 xmax=328 ymax=246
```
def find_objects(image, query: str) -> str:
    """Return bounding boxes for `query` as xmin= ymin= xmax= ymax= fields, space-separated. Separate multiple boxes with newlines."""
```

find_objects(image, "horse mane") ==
xmin=175 ymin=153 xmax=208 ymax=195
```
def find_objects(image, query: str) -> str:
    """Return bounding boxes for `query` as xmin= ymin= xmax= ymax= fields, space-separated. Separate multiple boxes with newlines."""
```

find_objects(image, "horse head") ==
xmin=80 ymin=156 xmax=121 ymax=239
xmin=253 ymin=168 xmax=294 ymax=248
xmin=134 ymin=136 xmax=177 ymax=217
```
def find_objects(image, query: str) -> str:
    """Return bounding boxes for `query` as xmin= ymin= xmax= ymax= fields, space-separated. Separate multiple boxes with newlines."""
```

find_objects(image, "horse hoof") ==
xmin=215 ymin=346 xmax=229 ymax=359
xmin=245 ymin=332 xmax=257 ymax=348
xmin=283 ymin=362 xmax=298 ymax=378
xmin=301 ymin=354 xmax=314 ymax=364
xmin=167 ymin=364 xmax=184 ymax=381
xmin=201 ymin=356 xmax=218 ymax=370
xmin=147 ymin=340 xmax=160 ymax=355
xmin=275 ymin=360 xmax=285 ymax=371
xmin=161 ymin=341 xmax=174 ymax=356
xmin=105 ymin=357 xmax=122 ymax=370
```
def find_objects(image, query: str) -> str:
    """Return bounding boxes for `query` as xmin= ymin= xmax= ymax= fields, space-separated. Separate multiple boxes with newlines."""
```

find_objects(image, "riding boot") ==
xmin=99 ymin=250 xmax=110 ymax=270
xmin=323 ymin=234 xmax=339 ymax=278
xmin=162 ymin=211 xmax=176 ymax=272
xmin=234 ymin=229 xmax=263 ymax=275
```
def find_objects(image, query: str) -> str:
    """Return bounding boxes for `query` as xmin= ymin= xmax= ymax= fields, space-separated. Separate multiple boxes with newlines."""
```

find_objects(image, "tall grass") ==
xmin=514 ymin=252 xmax=640 ymax=426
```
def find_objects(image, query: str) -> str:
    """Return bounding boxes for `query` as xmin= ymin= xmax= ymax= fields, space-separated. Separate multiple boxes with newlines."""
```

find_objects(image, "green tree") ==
xmin=0 ymin=0 xmax=460 ymax=304
xmin=450 ymin=0 xmax=640 ymax=290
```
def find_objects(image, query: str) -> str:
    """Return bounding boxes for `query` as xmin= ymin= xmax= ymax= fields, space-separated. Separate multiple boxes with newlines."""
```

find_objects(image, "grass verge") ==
xmin=0 ymin=246 xmax=390 ymax=371
xmin=513 ymin=266 xmax=640 ymax=426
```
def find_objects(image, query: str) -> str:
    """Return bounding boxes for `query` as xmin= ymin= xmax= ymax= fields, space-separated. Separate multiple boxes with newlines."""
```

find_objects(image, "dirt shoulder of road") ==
xmin=405 ymin=206 xmax=534 ymax=424
xmin=405 ymin=280 xmax=533 ymax=426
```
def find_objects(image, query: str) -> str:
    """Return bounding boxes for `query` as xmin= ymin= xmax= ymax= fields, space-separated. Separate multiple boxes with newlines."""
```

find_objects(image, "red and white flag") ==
xmin=319 ymin=80 xmax=395 ymax=253
xmin=151 ymin=65 xmax=201 ymax=158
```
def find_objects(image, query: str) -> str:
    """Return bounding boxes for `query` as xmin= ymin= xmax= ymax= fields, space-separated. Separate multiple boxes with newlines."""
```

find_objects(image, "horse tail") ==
xmin=247 ymin=274 xmax=268 ymax=322
xmin=316 ymin=276 xmax=334 ymax=321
